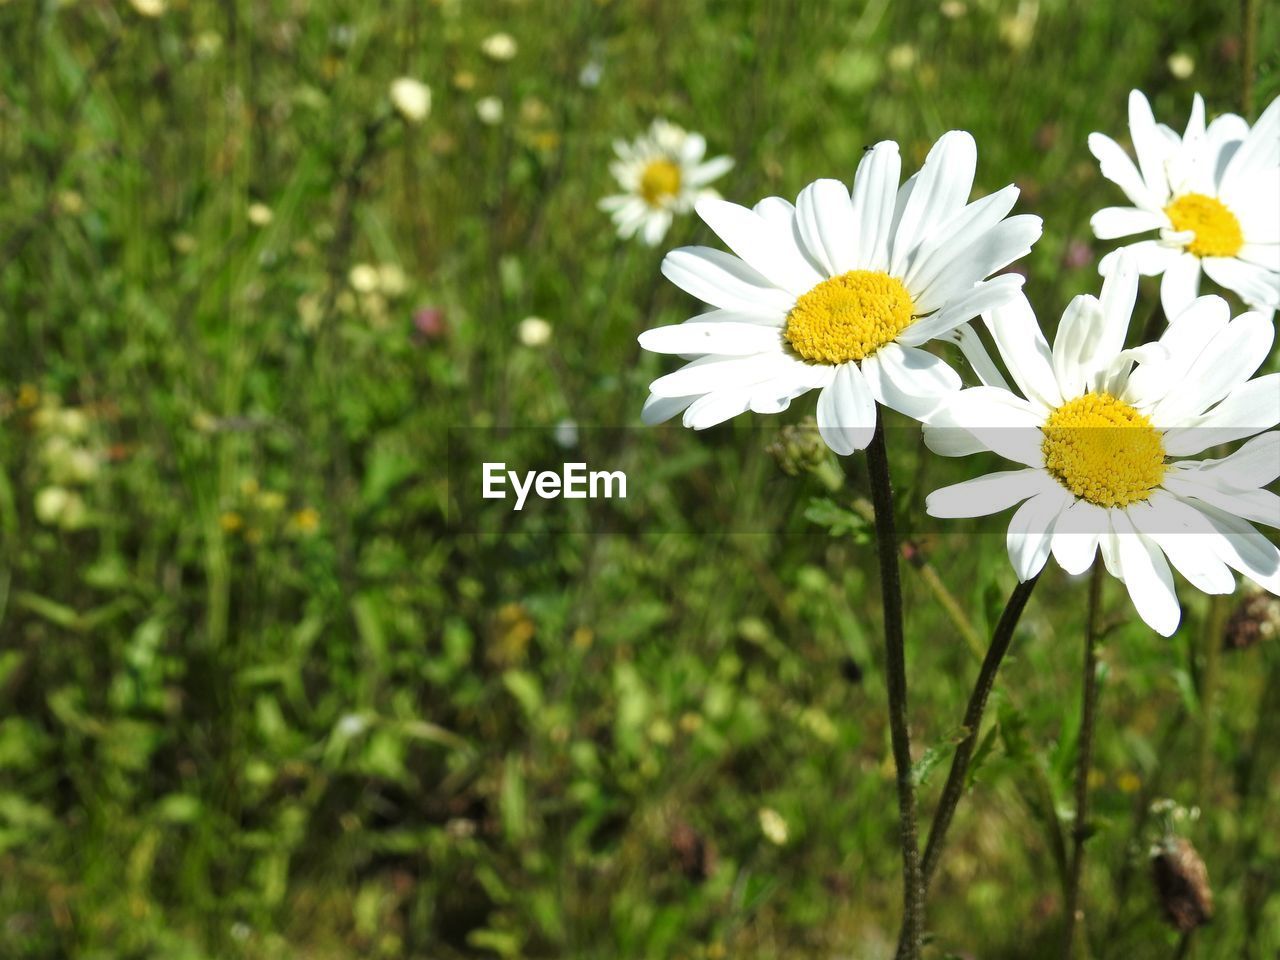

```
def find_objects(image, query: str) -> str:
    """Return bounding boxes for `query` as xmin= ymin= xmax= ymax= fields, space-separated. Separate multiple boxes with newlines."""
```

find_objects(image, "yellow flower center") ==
xmin=1041 ymin=393 xmax=1166 ymax=508
xmin=639 ymin=159 xmax=682 ymax=207
xmin=1163 ymin=193 xmax=1244 ymax=258
xmin=784 ymin=271 xmax=915 ymax=365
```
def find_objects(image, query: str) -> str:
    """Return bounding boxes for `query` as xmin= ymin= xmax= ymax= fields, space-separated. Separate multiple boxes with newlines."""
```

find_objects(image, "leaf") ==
xmin=804 ymin=497 xmax=871 ymax=540
xmin=911 ymin=726 xmax=969 ymax=787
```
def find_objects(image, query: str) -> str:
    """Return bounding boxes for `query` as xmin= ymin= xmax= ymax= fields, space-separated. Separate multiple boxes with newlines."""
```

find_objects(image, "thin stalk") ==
xmin=921 ymin=573 xmax=1042 ymax=886
xmin=860 ymin=422 xmax=924 ymax=959
xmin=1061 ymin=563 xmax=1106 ymax=959
xmin=1241 ymin=0 xmax=1258 ymax=117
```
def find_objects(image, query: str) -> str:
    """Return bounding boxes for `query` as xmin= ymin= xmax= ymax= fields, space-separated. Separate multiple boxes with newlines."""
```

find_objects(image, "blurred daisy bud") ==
xmin=476 ymin=96 xmax=504 ymax=126
xmin=1224 ymin=585 xmax=1280 ymax=651
xmin=481 ymin=32 xmax=518 ymax=62
xmin=389 ymin=77 xmax=432 ymax=123
xmin=1167 ymin=52 xmax=1195 ymax=79
xmin=348 ymin=263 xmax=379 ymax=293
xmin=1151 ymin=837 xmax=1213 ymax=933
xmin=247 ymin=203 xmax=273 ymax=227
xmin=130 ymin=0 xmax=166 ymax=16
xmin=518 ymin=316 xmax=552 ymax=348
xmin=766 ymin=419 xmax=830 ymax=479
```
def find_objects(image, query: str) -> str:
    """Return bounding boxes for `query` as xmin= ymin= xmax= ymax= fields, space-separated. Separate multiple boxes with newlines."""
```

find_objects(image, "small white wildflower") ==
xmin=476 ymin=96 xmax=504 ymax=125
xmin=247 ymin=203 xmax=273 ymax=227
xmin=579 ymin=61 xmax=603 ymax=88
xmin=481 ymin=32 xmax=518 ymax=62
xmin=348 ymin=263 xmax=380 ymax=293
xmin=377 ymin=263 xmax=408 ymax=297
xmin=129 ymin=0 xmax=166 ymax=16
xmin=518 ymin=316 xmax=552 ymax=348
xmin=390 ymin=77 xmax=432 ymax=123
xmin=553 ymin=418 xmax=579 ymax=448
xmin=887 ymin=44 xmax=917 ymax=72
xmin=758 ymin=807 xmax=789 ymax=846
xmin=1167 ymin=52 xmax=1195 ymax=79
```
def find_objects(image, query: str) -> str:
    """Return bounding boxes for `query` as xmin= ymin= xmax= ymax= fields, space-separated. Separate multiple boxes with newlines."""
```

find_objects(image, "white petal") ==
xmin=903 ymin=184 xmax=1022 ymax=290
xmin=898 ymin=274 xmax=1026 ymax=346
xmin=1099 ymin=240 xmax=1179 ymax=277
xmin=924 ymin=386 xmax=1046 ymax=466
xmin=642 ymin=210 xmax=672 ymax=246
xmin=1201 ymin=257 xmax=1280 ymax=310
xmin=1237 ymin=243 xmax=1280 ymax=272
xmin=816 ymin=362 xmax=877 ymax=455
xmin=1163 ymin=475 xmax=1280 ymax=528
xmin=983 ymin=293 xmax=1062 ymax=410
xmin=642 ymin=393 xmax=698 ymax=425
xmin=1128 ymin=90 xmax=1175 ymax=208
xmin=927 ymin=469 xmax=1052 ymax=518
xmin=1087 ymin=252 xmax=1139 ymax=391
xmin=694 ymin=198 xmax=825 ymax=295
xmin=1006 ymin=488 xmax=1072 ymax=580
xmin=795 ymin=178 xmax=858 ymax=276
xmin=649 ymin=353 xmax=787 ymax=398
xmin=687 ymin=155 xmax=734 ymax=186
xmin=638 ymin=322 xmax=783 ymax=356
xmin=1162 ymin=374 xmax=1280 ymax=455
xmin=1121 ymin=295 xmax=1230 ymax=407
xmin=1180 ymin=432 xmax=1280 ymax=488
xmin=940 ymin=322 xmax=1012 ymax=391
xmin=1088 ymin=131 xmax=1156 ymax=209
xmin=1160 ymin=253 xmax=1202 ymax=319
xmin=1113 ymin=510 xmax=1181 ymax=636
xmin=1091 ymin=206 xmax=1166 ymax=240
xmin=890 ymin=130 xmax=976 ymax=276
xmin=848 ymin=142 xmax=902 ymax=272
xmin=1051 ymin=294 xmax=1104 ymax=400
xmin=1127 ymin=495 xmax=1235 ymax=594
xmin=1050 ymin=500 xmax=1108 ymax=575
xmin=1150 ymin=310 xmax=1275 ymax=425
xmin=1223 ymin=95 xmax=1280 ymax=185
xmin=1184 ymin=499 xmax=1280 ymax=593
xmin=911 ymin=216 xmax=1042 ymax=315
xmin=661 ymin=247 xmax=795 ymax=314
xmin=682 ymin=388 xmax=755 ymax=429
xmin=861 ymin=343 xmax=962 ymax=420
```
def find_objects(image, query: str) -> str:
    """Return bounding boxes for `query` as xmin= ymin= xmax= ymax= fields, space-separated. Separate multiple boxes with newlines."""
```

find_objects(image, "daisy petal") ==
xmin=1006 ymin=488 xmax=1072 ymax=581
xmin=1088 ymin=131 xmax=1156 ymax=209
xmin=889 ymin=130 xmax=976 ymax=276
xmin=1178 ymin=432 xmax=1280 ymax=488
xmin=795 ymin=178 xmax=859 ymax=276
xmin=816 ymin=362 xmax=877 ymax=455
xmin=1050 ymin=499 xmax=1107 ymax=575
xmin=861 ymin=343 xmax=961 ymax=419
xmin=694 ymin=198 xmax=825 ymax=295
xmin=898 ymin=275 xmax=1026 ymax=346
xmin=911 ymin=215 xmax=1043 ymax=315
xmin=1099 ymin=240 xmax=1179 ymax=277
xmin=1162 ymin=374 xmax=1280 ymax=455
xmin=927 ymin=469 xmax=1052 ymax=519
xmin=638 ymin=322 xmax=782 ymax=356
xmin=1201 ymin=257 xmax=1280 ymax=309
xmin=1112 ymin=510 xmax=1181 ymax=636
xmin=1189 ymin=500 xmax=1280 ymax=593
xmin=1150 ymin=310 xmax=1275 ymax=425
xmin=1091 ymin=206 xmax=1166 ymax=239
xmin=642 ymin=393 xmax=698 ymax=425
xmin=984 ymin=293 xmax=1062 ymax=410
xmin=1160 ymin=253 xmax=1202 ymax=319
xmin=849 ymin=141 xmax=902 ymax=272
xmin=662 ymin=246 xmax=796 ymax=314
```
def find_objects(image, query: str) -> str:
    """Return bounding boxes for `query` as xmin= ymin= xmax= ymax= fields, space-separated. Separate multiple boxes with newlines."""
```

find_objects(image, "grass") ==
xmin=1 ymin=0 xmax=1278 ymax=957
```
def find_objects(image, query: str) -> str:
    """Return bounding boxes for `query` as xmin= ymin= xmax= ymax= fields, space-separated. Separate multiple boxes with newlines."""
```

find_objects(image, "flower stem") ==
xmin=920 ymin=572 xmax=1042 ymax=886
xmin=861 ymin=421 xmax=924 ymax=959
xmin=1061 ymin=562 xmax=1106 ymax=959
xmin=1241 ymin=0 xmax=1259 ymax=117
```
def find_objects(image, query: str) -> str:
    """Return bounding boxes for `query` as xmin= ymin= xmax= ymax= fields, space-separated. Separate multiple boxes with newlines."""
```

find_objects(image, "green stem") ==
xmin=1061 ymin=563 xmax=1106 ymax=959
xmin=921 ymin=573 xmax=1041 ymax=886
xmin=861 ymin=421 xmax=924 ymax=959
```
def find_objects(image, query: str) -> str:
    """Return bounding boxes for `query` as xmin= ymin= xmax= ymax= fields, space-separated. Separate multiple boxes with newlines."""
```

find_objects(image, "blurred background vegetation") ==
xmin=1 ymin=0 xmax=1278 ymax=957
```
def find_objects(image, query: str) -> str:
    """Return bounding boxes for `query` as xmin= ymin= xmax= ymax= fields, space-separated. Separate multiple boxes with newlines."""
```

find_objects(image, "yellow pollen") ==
xmin=1041 ymin=393 xmax=1166 ymax=508
xmin=1163 ymin=193 xmax=1244 ymax=258
xmin=784 ymin=271 xmax=915 ymax=365
xmin=638 ymin=159 xmax=682 ymax=207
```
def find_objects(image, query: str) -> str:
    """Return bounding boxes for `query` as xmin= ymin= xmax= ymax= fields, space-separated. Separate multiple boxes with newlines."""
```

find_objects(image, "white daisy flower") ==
xmin=637 ymin=131 xmax=1042 ymax=453
xmin=600 ymin=119 xmax=733 ymax=247
xmin=1089 ymin=90 xmax=1280 ymax=318
xmin=925 ymin=255 xmax=1280 ymax=636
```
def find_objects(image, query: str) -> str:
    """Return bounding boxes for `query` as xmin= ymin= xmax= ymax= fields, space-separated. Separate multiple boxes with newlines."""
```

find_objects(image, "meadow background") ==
xmin=1 ymin=0 xmax=1278 ymax=957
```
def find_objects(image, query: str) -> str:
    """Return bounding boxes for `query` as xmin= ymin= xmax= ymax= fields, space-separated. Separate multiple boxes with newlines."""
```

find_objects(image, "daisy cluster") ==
xmin=628 ymin=93 xmax=1280 ymax=636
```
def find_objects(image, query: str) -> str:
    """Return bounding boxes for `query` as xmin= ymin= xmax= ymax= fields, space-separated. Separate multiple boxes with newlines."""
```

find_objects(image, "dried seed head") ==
xmin=1223 ymin=585 xmax=1280 ymax=651
xmin=1151 ymin=837 xmax=1214 ymax=933
xmin=670 ymin=821 xmax=716 ymax=883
